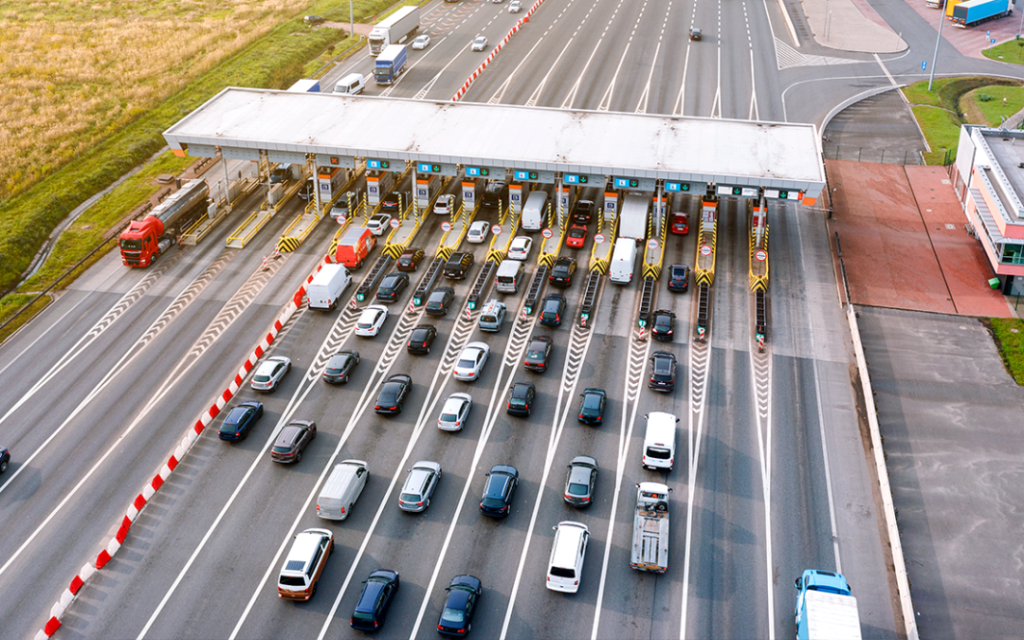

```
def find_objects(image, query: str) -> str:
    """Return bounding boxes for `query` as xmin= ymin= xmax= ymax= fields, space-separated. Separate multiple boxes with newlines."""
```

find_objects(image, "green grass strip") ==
xmin=988 ymin=317 xmax=1024 ymax=385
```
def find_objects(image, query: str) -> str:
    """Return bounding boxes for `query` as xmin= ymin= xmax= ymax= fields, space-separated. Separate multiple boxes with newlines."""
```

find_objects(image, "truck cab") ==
xmin=794 ymin=569 xmax=861 ymax=640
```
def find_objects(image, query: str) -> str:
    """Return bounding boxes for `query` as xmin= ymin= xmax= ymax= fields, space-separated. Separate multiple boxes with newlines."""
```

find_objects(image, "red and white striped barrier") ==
xmin=36 ymin=256 xmax=331 ymax=639
xmin=451 ymin=0 xmax=549 ymax=102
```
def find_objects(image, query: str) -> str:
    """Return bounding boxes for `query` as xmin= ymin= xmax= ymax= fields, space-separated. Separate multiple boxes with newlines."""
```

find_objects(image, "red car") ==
xmin=565 ymin=224 xmax=587 ymax=248
xmin=670 ymin=211 xmax=689 ymax=235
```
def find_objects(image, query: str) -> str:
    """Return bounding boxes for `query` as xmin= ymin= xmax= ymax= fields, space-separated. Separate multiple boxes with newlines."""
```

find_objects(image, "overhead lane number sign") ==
xmin=764 ymin=188 xmax=802 ymax=201
xmin=717 ymin=185 xmax=759 ymax=198
xmin=366 ymin=158 xmax=406 ymax=172
xmin=613 ymin=177 xmax=656 ymax=191
xmin=665 ymin=180 xmax=705 ymax=193
xmin=465 ymin=166 xmax=504 ymax=178
xmin=562 ymin=173 xmax=604 ymax=185
xmin=416 ymin=162 xmax=458 ymax=176
xmin=512 ymin=169 xmax=555 ymax=184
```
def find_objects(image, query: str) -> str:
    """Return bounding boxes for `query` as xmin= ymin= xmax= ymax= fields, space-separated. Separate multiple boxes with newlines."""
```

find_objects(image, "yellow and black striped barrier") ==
xmin=437 ymin=245 xmax=455 ymax=261
xmin=642 ymin=263 xmax=662 ymax=280
xmin=590 ymin=257 xmax=609 ymax=275
xmin=277 ymin=236 xmax=301 ymax=253
xmin=487 ymin=248 xmax=506 ymax=262
xmin=749 ymin=225 xmax=769 ymax=292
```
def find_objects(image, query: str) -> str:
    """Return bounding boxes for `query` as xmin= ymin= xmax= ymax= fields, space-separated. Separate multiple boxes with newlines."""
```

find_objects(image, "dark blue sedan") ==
xmin=438 ymin=575 xmax=482 ymax=636
xmin=218 ymin=401 xmax=264 ymax=441
xmin=0 ymin=447 xmax=9 ymax=473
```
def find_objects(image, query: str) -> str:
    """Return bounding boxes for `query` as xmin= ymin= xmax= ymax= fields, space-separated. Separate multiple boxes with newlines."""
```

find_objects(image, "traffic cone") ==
xmin=261 ymin=257 xmax=268 ymax=271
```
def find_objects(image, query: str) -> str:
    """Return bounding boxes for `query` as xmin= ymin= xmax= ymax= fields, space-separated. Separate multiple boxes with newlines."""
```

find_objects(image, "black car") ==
xmin=0 ymin=447 xmax=9 ymax=473
xmin=376 ymin=272 xmax=409 ymax=302
xmin=397 ymin=247 xmax=425 ymax=272
xmin=407 ymin=324 xmax=437 ymax=355
xmin=523 ymin=336 xmax=553 ymax=372
xmin=218 ymin=401 xmax=264 ymax=442
xmin=648 ymin=351 xmax=677 ymax=392
xmin=426 ymin=287 xmax=455 ymax=316
xmin=270 ymin=420 xmax=317 ymax=463
xmin=298 ymin=178 xmax=315 ymax=200
xmin=538 ymin=293 xmax=567 ymax=327
xmin=572 ymin=199 xmax=594 ymax=224
xmin=482 ymin=180 xmax=508 ymax=208
xmin=506 ymin=381 xmax=536 ymax=416
xmin=375 ymin=374 xmax=412 ymax=414
xmin=549 ymin=257 xmax=577 ymax=288
xmin=323 ymin=350 xmax=360 ymax=384
xmin=351 ymin=569 xmax=400 ymax=631
xmin=438 ymin=575 xmax=482 ymax=636
xmin=443 ymin=252 xmax=474 ymax=280
xmin=479 ymin=464 xmax=519 ymax=517
xmin=578 ymin=388 xmax=606 ymax=425
xmin=650 ymin=309 xmax=676 ymax=342
xmin=380 ymin=191 xmax=407 ymax=212
xmin=667 ymin=264 xmax=690 ymax=293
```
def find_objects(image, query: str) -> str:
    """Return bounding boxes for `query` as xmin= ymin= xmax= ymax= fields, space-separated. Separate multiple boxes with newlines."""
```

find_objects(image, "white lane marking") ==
xmin=749 ymin=50 xmax=760 ymax=120
xmin=380 ymin=35 xmax=448 ymax=96
xmin=596 ymin=42 xmax=630 ymax=112
xmin=672 ymin=45 xmax=691 ymax=116
xmin=412 ymin=39 xmax=475 ymax=100
xmin=499 ymin=324 xmax=596 ymax=640
xmin=524 ymin=36 xmax=575 ymax=107
xmin=874 ymin=53 xmax=899 ymax=87
xmin=589 ymin=328 xmax=651 ymax=639
xmin=0 ymin=291 xmax=90 ymax=377
xmin=487 ymin=38 xmax=547 ymax=104
xmin=795 ymin=209 xmax=843 ymax=572
xmin=560 ymin=38 xmax=604 ymax=109
xmin=408 ymin=315 xmax=538 ymax=639
xmin=223 ymin=309 xmax=423 ymax=640
xmin=710 ymin=46 xmax=722 ymax=118
xmin=634 ymin=0 xmax=671 ymax=114
xmin=775 ymin=0 xmax=801 ymax=46
xmin=750 ymin=344 xmax=775 ymax=637
xmin=680 ymin=317 xmax=713 ymax=636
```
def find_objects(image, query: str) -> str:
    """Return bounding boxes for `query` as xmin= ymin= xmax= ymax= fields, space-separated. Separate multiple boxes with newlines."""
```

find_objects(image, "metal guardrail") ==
xmin=696 ymin=284 xmax=710 ymax=342
xmin=755 ymin=289 xmax=768 ymax=351
xmin=638 ymin=277 xmax=656 ymax=328
xmin=579 ymin=270 xmax=601 ymax=328
xmin=467 ymin=260 xmax=496 ymax=310
xmin=523 ymin=264 xmax=549 ymax=315
xmin=355 ymin=255 xmax=392 ymax=302
xmin=412 ymin=257 xmax=444 ymax=306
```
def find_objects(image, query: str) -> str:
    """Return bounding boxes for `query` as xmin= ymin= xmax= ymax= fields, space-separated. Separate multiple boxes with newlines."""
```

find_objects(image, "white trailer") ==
xmin=629 ymin=482 xmax=670 ymax=573
xmin=618 ymin=192 xmax=649 ymax=241
xmin=368 ymin=6 xmax=420 ymax=55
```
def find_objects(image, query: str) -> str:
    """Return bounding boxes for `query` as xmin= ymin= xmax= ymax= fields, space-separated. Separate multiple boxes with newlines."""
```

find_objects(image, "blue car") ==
xmin=0 ymin=447 xmax=9 ymax=473
xmin=438 ymin=575 xmax=482 ymax=636
xmin=219 ymin=401 xmax=264 ymax=441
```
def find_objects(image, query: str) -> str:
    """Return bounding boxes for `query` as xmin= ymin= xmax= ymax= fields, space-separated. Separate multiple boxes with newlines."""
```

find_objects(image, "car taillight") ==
xmin=582 ymin=497 xmax=590 ymax=502
xmin=438 ymin=625 xmax=444 ymax=631
xmin=579 ymin=413 xmax=584 ymax=419
xmin=547 ymin=576 xmax=551 ymax=581
xmin=456 ymin=421 xmax=461 ymax=426
xmin=667 ymin=330 xmax=673 ymax=335
xmin=574 ymin=580 xmax=579 ymax=585
xmin=341 ymin=505 xmax=346 ymax=513
xmin=235 ymin=432 xmax=241 ymax=436
xmin=564 ymin=493 xmax=571 ymax=499
xmin=416 ymin=501 xmax=423 ymax=506
xmin=375 ymin=405 xmax=381 ymax=410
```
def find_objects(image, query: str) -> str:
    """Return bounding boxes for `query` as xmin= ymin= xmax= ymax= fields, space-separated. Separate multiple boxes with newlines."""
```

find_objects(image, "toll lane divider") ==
xmin=36 ymin=256 xmax=331 ymax=640
xmin=450 ymin=0 xmax=549 ymax=101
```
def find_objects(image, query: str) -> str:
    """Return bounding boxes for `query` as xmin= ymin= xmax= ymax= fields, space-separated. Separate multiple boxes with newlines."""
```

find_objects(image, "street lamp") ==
xmin=928 ymin=4 xmax=947 ymax=91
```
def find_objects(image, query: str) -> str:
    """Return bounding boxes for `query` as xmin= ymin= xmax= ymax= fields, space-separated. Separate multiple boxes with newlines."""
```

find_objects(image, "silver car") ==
xmin=453 ymin=342 xmax=490 ymax=382
xmin=399 ymin=461 xmax=442 ymax=512
xmin=471 ymin=36 xmax=488 ymax=52
xmin=438 ymin=393 xmax=472 ymax=432
xmin=412 ymin=34 xmax=430 ymax=50
xmin=250 ymin=356 xmax=292 ymax=392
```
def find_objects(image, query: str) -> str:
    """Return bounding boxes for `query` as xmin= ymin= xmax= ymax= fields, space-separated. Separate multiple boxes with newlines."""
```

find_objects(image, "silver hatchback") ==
xmin=398 ymin=461 xmax=442 ymax=512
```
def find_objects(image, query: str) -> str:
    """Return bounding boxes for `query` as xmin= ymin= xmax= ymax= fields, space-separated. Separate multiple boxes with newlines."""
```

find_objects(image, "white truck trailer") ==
xmin=629 ymin=482 xmax=671 ymax=573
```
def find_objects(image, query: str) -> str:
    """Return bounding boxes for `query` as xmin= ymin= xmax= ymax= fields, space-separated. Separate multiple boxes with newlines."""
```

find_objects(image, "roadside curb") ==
xmin=35 ymin=256 xmax=330 ymax=639
xmin=845 ymin=305 xmax=919 ymax=640
xmin=451 ymin=0 xmax=548 ymax=101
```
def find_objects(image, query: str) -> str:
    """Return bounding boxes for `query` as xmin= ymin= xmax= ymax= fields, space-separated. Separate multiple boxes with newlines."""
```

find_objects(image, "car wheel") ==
xmin=399 ymin=402 xmax=404 ymax=413
xmin=295 ymin=451 xmax=302 ymax=463
xmin=311 ymin=582 xmax=318 ymax=597
xmin=311 ymin=426 xmax=317 ymax=438
xmin=0 ymin=461 xmax=7 ymax=473
xmin=286 ymin=363 xmax=292 ymax=373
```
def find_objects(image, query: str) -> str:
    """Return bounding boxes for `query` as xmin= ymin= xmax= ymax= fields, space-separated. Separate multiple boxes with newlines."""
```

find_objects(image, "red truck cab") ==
xmin=119 ymin=218 xmax=165 ymax=267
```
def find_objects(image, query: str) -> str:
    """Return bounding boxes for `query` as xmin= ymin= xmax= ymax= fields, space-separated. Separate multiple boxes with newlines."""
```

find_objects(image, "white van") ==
xmin=520 ymin=190 xmax=548 ymax=231
xmin=307 ymin=263 xmax=352 ymax=310
xmin=546 ymin=521 xmax=590 ymax=593
xmin=642 ymin=411 xmax=678 ymax=471
xmin=495 ymin=260 xmax=525 ymax=294
xmin=316 ymin=460 xmax=369 ymax=520
xmin=334 ymin=73 xmax=365 ymax=95
xmin=609 ymin=237 xmax=638 ymax=284
xmin=478 ymin=299 xmax=506 ymax=332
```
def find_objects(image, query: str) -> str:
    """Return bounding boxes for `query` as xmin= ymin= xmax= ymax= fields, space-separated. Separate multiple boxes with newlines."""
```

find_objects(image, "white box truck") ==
xmin=794 ymin=569 xmax=862 ymax=640
xmin=609 ymin=237 xmax=638 ymax=284
xmin=618 ymin=192 xmax=649 ymax=241
xmin=630 ymin=482 xmax=671 ymax=573
xmin=307 ymin=263 xmax=352 ymax=310
xmin=368 ymin=6 xmax=420 ymax=55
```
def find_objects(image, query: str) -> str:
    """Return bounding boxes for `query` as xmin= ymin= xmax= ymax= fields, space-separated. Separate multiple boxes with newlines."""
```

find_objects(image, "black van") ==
xmin=443 ymin=252 xmax=475 ymax=280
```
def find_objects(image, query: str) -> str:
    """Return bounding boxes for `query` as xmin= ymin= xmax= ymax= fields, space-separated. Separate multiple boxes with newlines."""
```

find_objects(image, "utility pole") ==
xmin=928 ymin=6 xmax=946 ymax=91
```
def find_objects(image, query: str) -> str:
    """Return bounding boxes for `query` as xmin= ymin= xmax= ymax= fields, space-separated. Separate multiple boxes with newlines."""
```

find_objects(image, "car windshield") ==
xmin=400 ymin=492 xmax=420 ymax=502
xmin=583 ymin=394 xmax=601 ymax=410
xmin=544 ymin=301 xmax=559 ymax=312
xmin=550 ymin=567 xmax=575 ymax=579
xmin=568 ymin=482 xmax=589 ymax=496
xmin=527 ymin=349 xmax=545 ymax=359
xmin=481 ymin=496 xmax=504 ymax=507
xmin=442 ymin=607 xmax=466 ymax=623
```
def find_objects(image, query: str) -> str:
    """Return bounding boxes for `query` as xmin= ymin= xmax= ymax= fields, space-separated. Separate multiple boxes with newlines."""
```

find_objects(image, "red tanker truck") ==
xmin=119 ymin=179 xmax=210 ymax=267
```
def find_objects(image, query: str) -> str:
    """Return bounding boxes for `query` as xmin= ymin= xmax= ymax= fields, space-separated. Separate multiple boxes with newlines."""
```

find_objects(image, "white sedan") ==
xmin=453 ymin=342 xmax=490 ymax=381
xmin=366 ymin=214 xmax=392 ymax=236
xmin=355 ymin=304 xmax=389 ymax=337
xmin=471 ymin=36 xmax=488 ymax=52
xmin=467 ymin=220 xmax=490 ymax=243
xmin=437 ymin=393 xmax=472 ymax=431
xmin=412 ymin=34 xmax=430 ymax=50
xmin=507 ymin=236 xmax=533 ymax=261
xmin=434 ymin=194 xmax=455 ymax=215
xmin=508 ymin=0 xmax=522 ymax=11
xmin=250 ymin=356 xmax=292 ymax=392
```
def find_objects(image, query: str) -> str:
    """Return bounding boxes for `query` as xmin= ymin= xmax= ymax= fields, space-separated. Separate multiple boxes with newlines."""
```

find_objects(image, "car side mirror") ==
xmin=676 ymin=418 xmax=680 ymax=423
xmin=794 ymin=578 xmax=801 ymax=590
xmin=643 ymin=414 xmax=648 ymax=419
xmin=552 ymin=526 xmax=558 ymax=531
xmin=668 ymin=487 xmax=673 ymax=492
xmin=635 ymin=483 xmax=640 ymax=489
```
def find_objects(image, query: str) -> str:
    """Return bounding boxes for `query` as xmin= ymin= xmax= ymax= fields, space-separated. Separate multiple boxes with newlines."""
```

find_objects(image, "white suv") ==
xmin=546 ymin=521 xmax=589 ymax=593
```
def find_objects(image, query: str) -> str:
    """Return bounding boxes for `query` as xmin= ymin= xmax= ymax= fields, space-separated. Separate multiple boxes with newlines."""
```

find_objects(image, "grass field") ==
xmin=988 ymin=318 xmax=1024 ymax=385
xmin=982 ymin=39 xmax=1024 ymax=65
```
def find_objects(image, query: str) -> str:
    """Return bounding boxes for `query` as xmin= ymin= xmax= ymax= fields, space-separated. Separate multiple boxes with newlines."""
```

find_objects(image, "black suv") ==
xmin=549 ymin=257 xmax=577 ymax=288
xmin=323 ymin=350 xmax=360 ymax=384
xmin=376 ymin=272 xmax=409 ymax=302
xmin=350 ymin=569 xmax=400 ymax=631
xmin=506 ymin=381 xmax=536 ymax=416
xmin=407 ymin=324 xmax=437 ymax=355
xmin=577 ymin=388 xmax=606 ymax=425
xmin=650 ymin=309 xmax=675 ymax=342
xmin=523 ymin=336 xmax=553 ymax=372
xmin=539 ymin=293 xmax=567 ymax=327
xmin=648 ymin=351 xmax=677 ymax=392
xmin=425 ymin=287 xmax=455 ymax=316
xmin=443 ymin=252 xmax=474 ymax=280
xmin=380 ymin=191 xmax=407 ymax=212
xmin=482 ymin=181 xmax=509 ymax=207
xmin=572 ymin=199 xmax=594 ymax=224
xmin=479 ymin=465 xmax=519 ymax=517
xmin=667 ymin=264 xmax=690 ymax=293
xmin=375 ymin=374 xmax=412 ymax=414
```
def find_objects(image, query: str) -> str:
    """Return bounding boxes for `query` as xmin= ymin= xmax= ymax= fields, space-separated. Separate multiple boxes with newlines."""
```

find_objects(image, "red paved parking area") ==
xmin=827 ymin=159 xmax=1011 ymax=317
xmin=904 ymin=0 xmax=1022 ymax=59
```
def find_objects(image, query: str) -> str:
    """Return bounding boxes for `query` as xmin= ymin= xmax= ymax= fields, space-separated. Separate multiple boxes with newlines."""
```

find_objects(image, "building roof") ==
xmin=163 ymin=88 xmax=825 ymax=197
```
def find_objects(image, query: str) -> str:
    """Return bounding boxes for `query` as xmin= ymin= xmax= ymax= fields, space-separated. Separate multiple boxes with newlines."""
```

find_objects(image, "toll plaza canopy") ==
xmin=163 ymin=88 xmax=825 ymax=202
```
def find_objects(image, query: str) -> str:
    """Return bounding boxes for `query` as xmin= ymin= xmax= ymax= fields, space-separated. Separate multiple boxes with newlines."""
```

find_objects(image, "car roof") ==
xmin=568 ymin=465 xmax=593 ymax=484
xmin=442 ymin=396 xmax=469 ymax=411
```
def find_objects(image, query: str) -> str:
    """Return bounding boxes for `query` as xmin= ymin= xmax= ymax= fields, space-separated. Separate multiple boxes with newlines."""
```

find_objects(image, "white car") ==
xmin=507 ymin=236 xmax=533 ymax=261
xmin=472 ymin=36 xmax=488 ymax=52
xmin=366 ymin=213 xmax=392 ymax=236
xmin=412 ymin=34 xmax=430 ymax=50
xmin=491 ymin=0 xmax=504 ymax=3
xmin=438 ymin=393 xmax=472 ymax=431
xmin=453 ymin=342 xmax=490 ymax=381
xmin=467 ymin=220 xmax=489 ymax=243
xmin=434 ymin=194 xmax=455 ymax=215
xmin=508 ymin=0 xmax=522 ymax=11
xmin=250 ymin=356 xmax=292 ymax=392
xmin=355 ymin=304 xmax=389 ymax=337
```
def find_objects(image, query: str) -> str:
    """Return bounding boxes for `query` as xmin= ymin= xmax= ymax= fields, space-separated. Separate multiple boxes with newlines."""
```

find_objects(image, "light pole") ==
xmin=350 ymin=0 xmax=355 ymax=40
xmin=928 ymin=5 xmax=946 ymax=90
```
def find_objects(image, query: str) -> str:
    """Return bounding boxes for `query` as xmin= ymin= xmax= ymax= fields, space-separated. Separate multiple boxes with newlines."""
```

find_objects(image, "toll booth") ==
xmin=366 ymin=170 xmax=395 ymax=206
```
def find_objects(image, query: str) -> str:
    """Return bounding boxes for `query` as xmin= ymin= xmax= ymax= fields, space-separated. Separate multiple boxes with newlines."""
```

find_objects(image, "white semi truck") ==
xmin=618 ymin=191 xmax=649 ymax=241
xmin=368 ymin=6 xmax=420 ymax=55
xmin=794 ymin=569 xmax=862 ymax=640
